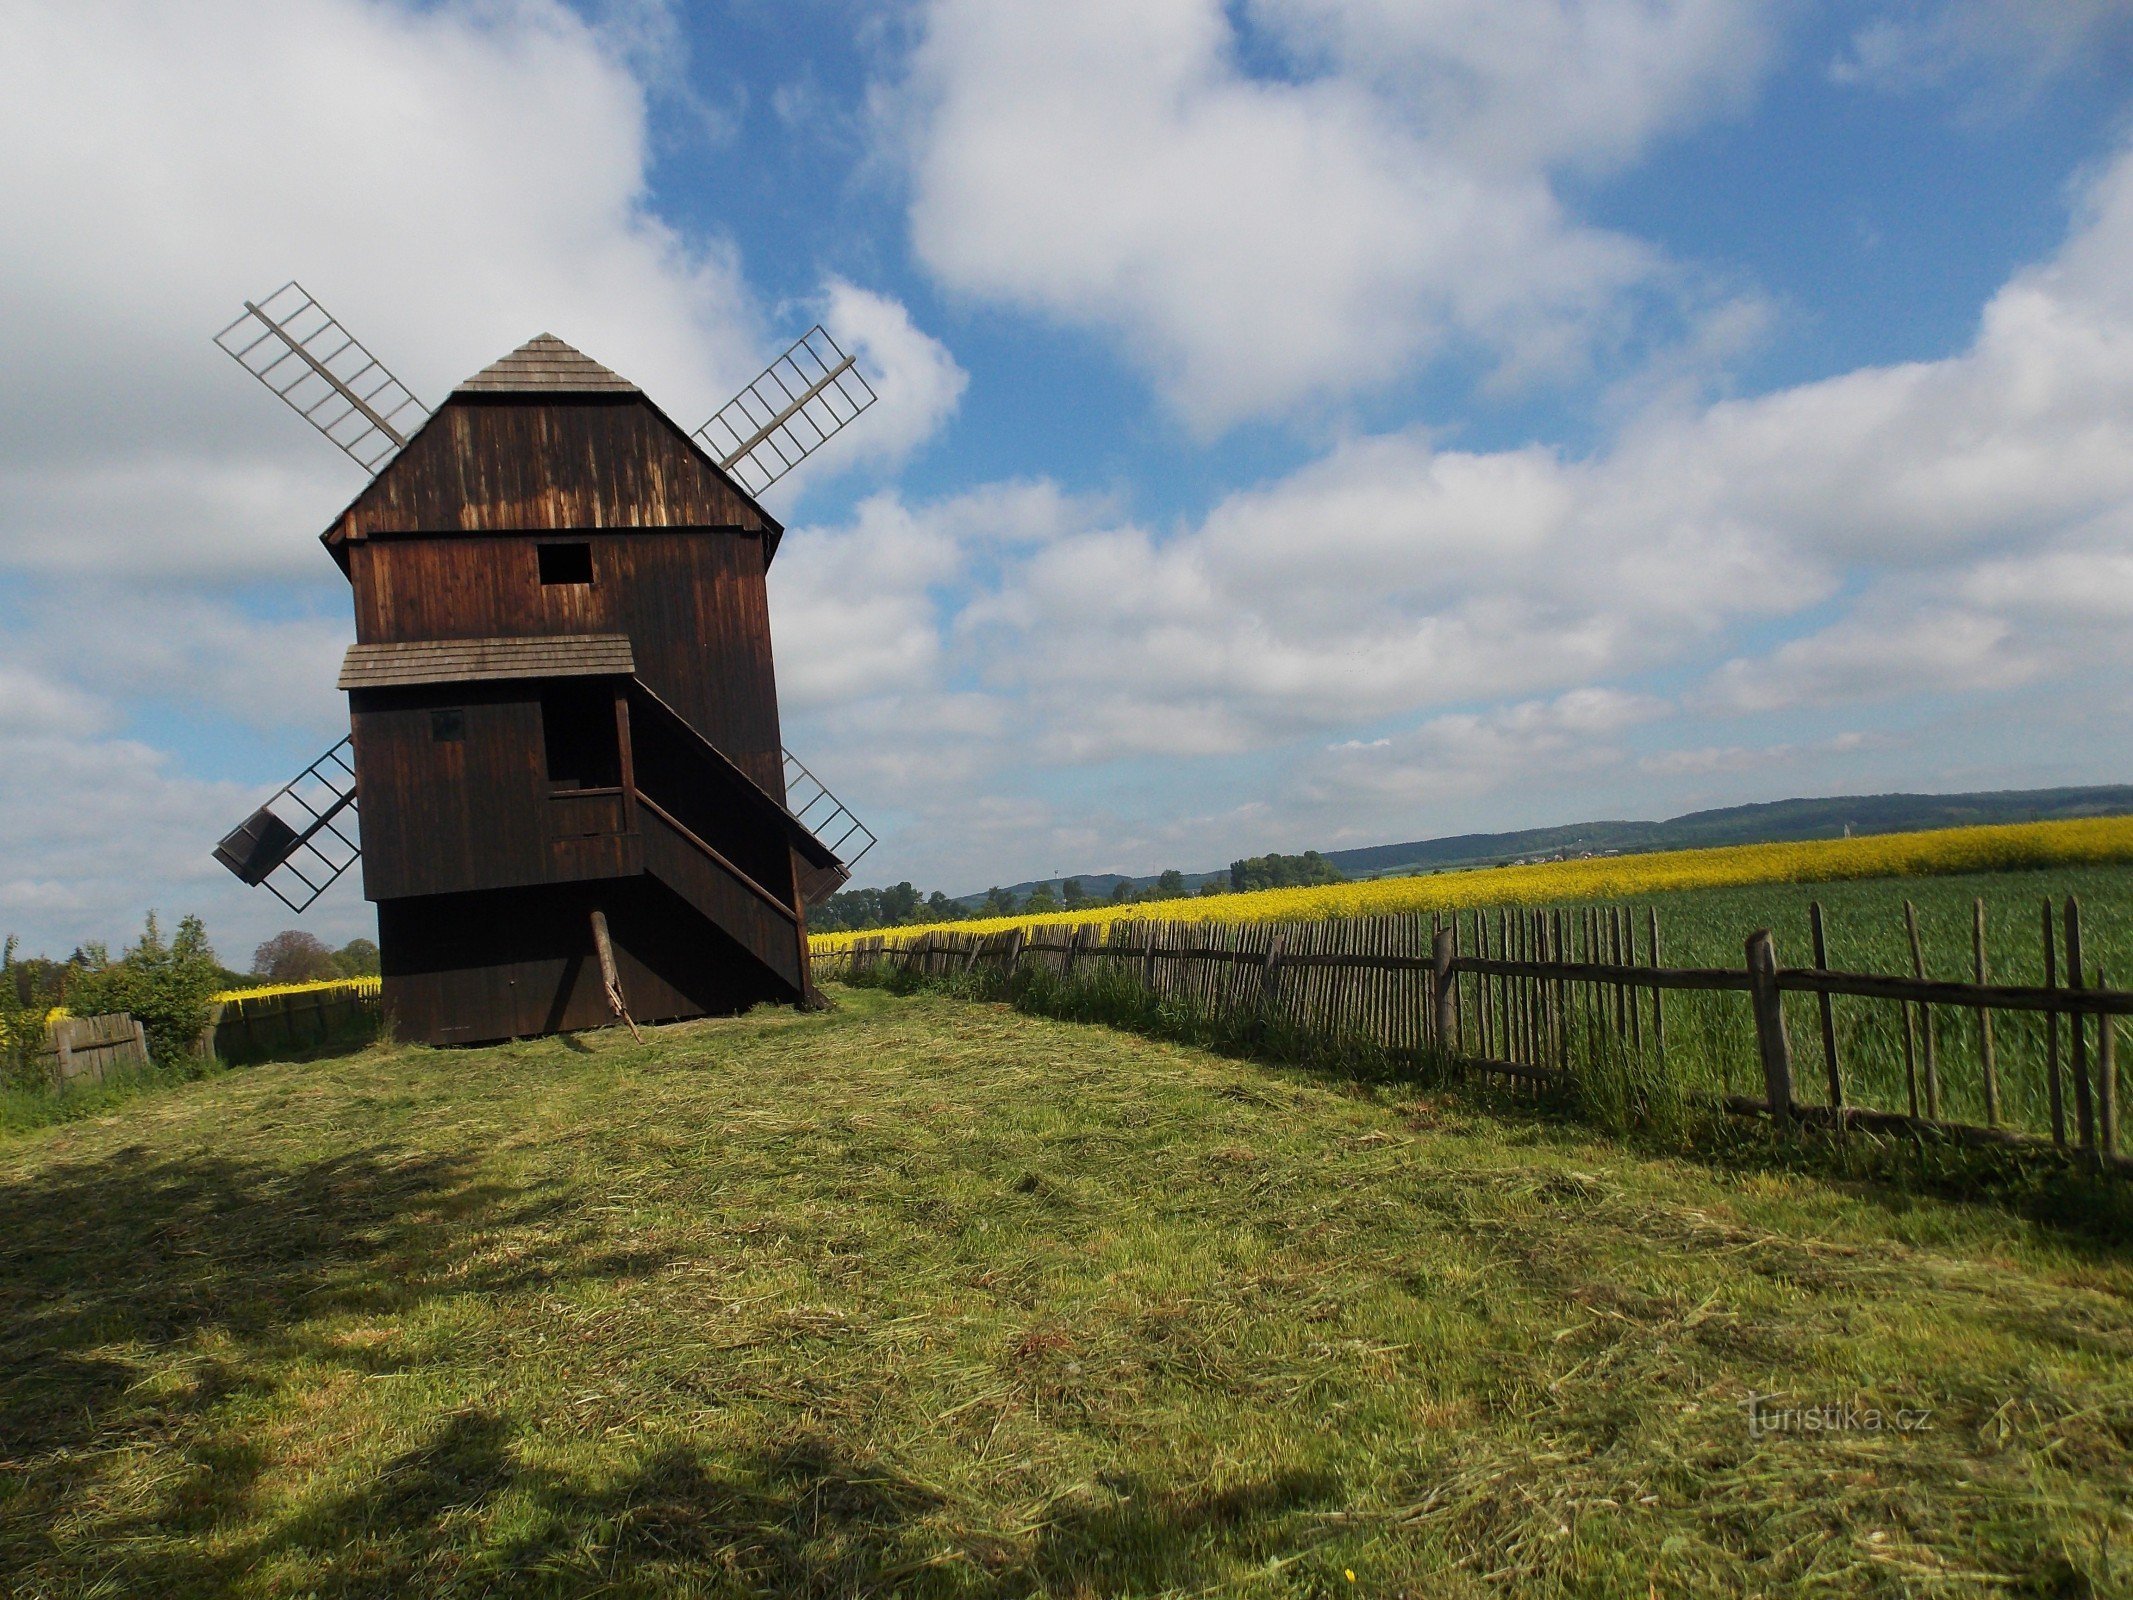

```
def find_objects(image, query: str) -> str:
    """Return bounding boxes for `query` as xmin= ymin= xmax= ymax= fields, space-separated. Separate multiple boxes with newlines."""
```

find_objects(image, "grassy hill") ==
xmin=2 ymin=992 xmax=2128 ymax=1596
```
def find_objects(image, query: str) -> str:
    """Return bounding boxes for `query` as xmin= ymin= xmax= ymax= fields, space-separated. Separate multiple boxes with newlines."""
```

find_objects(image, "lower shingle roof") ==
xmin=339 ymin=634 xmax=635 ymax=690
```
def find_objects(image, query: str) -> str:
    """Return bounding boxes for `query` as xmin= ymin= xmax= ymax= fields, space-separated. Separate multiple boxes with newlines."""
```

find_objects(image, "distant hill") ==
xmin=1322 ymin=786 xmax=2133 ymax=879
xmin=956 ymin=785 xmax=2133 ymax=903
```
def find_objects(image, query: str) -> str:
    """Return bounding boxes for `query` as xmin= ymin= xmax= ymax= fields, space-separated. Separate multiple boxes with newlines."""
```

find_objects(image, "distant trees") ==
xmin=1229 ymin=851 xmax=1345 ymax=893
xmin=252 ymin=930 xmax=339 ymax=983
xmin=336 ymin=938 xmax=381 ymax=976
xmin=811 ymin=882 xmax=977 ymax=933
xmin=804 ymin=855 xmax=1342 ymax=932
xmin=251 ymin=932 xmax=381 ymax=982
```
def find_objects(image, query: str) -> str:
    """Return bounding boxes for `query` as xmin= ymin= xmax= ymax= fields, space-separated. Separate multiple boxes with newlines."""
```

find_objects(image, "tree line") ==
xmin=808 ymin=851 xmax=1345 ymax=933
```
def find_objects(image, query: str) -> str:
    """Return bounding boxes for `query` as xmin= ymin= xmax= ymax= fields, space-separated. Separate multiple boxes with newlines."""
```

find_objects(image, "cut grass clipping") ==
xmin=2 ymin=988 xmax=2128 ymax=1596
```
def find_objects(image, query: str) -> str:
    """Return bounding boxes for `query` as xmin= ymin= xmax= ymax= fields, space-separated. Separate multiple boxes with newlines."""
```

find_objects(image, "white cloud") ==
xmin=0 ymin=0 xmax=960 ymax=581
xmin=1299 ymin=688 xmax=1666 ymax=807
xmin=0 ymin=728 xmax=370 ymax=962
xmin=1834 ymin=0 xmax=2133 ymax=101
xmin=888 ymin=0 xmax=1775 ymax=428
xmin=1251 ymin=0 xmax=1775 ymax=175
xmin=793 ymin=132 xmax=2133 ymax=884
xmin=0 ymin=665 xmax=113 ymax=738
xmin=821 ymin=278 xmax=968 ymax=469
xmin=6 ymin=588 xmax=350 ymax=736
xmin=1639 ymin=731 xmax=1870 ymax=778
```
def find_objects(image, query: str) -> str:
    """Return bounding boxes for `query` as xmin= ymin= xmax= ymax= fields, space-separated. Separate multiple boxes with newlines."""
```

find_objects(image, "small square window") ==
xmin=430 ymin=708 xmax=465 ymax=742
xmin=538 ymin=542 xmax=594 ymax=585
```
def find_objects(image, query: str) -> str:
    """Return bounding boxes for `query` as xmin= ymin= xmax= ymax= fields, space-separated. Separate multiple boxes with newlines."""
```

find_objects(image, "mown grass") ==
xmin=840 ymin=864 xmax=2133 ymax=1151
xmin=2 ymin=989 xmax=2130 ymax=1597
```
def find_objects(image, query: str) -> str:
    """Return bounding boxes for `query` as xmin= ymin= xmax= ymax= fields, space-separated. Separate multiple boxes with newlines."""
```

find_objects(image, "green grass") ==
xmin=1486 ymin=865 xmax=2133 ymax=1141
xmin=3 ymin=988 xmax=2131 ymax=1597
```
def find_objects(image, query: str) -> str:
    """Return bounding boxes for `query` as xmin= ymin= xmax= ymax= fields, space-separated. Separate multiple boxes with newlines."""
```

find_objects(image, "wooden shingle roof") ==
xmin=454 ymin=334 xmax=639 ymax=395
xmin=338 ymin=633 xmax=635 ymax=690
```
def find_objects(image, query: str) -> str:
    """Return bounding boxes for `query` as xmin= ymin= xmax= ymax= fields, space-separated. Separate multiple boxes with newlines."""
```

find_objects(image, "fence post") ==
xmin=1432 ymin=927 xmax=1456 ymax=1051
xmin=1904 ymin=900 xmax=1940 ymax=1120
xmin=1259 ymin=931 xmax=1287 ymax=1043
xmin=2066 ymin=898 xmax=2096 ymax=1158
xmin=1808 ymin=901 xmax=1843 ymax=1123
xmin=2099 ymin=970 xmax=2119 ymax=1161
xmin=1745 ymin=930 xmax=1795 ymax=1128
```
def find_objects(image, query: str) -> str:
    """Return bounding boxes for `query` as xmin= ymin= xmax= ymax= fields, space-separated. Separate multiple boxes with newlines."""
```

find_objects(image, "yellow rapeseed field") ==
xmin=211 ymin=975 xmax=382 ymax=1005
xmin=809 ymin=815 xmax=2133 ymax=952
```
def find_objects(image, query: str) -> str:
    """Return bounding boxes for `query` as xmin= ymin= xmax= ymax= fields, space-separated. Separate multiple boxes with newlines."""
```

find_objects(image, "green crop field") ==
xmin=1450 ymin=864 xmax=2133 ymax=1144
xmin=2 ymin=988 xmax=2128 ymax=1597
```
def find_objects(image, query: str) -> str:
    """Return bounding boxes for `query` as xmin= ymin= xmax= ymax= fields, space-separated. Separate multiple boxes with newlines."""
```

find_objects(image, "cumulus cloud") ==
xmin=1251 ymin=0 xmax=1774 ymax=175
xmin=1702 ymin=610 xmax=2039 ymax=713
xmin=820 ymin=279 xmax=969 ymax=469
xmin=0 ymin=0 xmax=961 ymax=581
xmin=1834 ymin=0 xmax=2133 ymax=102
xmin=0 ymin=723 xmax=373 ymax=959
xmin=888 ymin=0 xmax=1775 ymax=428
xmin=1302 ymin=688 xmax=1666 ymax=807
xmin=781 ymin=131 xmax=2133 ymax=883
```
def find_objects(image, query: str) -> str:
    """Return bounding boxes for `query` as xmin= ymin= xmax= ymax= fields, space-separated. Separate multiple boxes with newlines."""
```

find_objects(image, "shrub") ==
xmin=70 ymin=912 xmax=225 ymax=1069
xmin=1 ymin=935 xmax=64 ymax=1090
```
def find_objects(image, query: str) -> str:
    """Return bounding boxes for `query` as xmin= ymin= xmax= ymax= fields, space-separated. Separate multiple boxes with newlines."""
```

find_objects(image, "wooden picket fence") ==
xmin=201 ymin=985 xmax=383 ymax=1062
xmin=38 ymin=1012 xmax=152 ymax=1088
xmin=818 ymin=900 xmax=2128 ymax=1174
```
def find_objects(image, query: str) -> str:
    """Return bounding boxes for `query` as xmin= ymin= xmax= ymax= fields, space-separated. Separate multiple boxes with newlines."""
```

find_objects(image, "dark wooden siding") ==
xmin=349 ymin=531 xmax=784 ymax=795
xmin=328 ymin=395 xmax=773 ymax=541
xmin=350 ymin=683 xmax=639 ymax=901
xmin=379 ymin=877 xmax=800 ymax=1045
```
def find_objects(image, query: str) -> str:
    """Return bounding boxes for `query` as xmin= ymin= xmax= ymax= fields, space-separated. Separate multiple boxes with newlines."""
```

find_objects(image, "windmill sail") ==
xmin=694 ymin=326 xmax=877 ymax=498
xmin=213 ymin=737 xmax=361 ymax=913
xmin=782 ymin=746 xmax=875 ymax=905
xmin=214 ymin=283 xmax=429 ymax=472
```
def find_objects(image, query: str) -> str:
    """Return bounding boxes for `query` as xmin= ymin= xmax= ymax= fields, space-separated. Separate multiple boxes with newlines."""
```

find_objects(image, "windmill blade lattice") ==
xmin=214 ymin=283 xmax=429 ymax=472
xmin=694 ymin=326 xmax=877 ymax=498
xmin=212 ymin=737 xmax=361 ymax=914
xmin=782 ymin=746 xmax=877 ymax=874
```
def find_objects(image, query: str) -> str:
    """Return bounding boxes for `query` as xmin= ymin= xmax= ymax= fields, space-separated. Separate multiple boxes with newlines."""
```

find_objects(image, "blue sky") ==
xmin=3 ymin=0 xmax=2132 ymax=961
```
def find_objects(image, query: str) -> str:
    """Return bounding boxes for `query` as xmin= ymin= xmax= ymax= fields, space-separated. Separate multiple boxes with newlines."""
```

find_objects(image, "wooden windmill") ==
xmin=210 ymin=284 xmax=877 ymax=1045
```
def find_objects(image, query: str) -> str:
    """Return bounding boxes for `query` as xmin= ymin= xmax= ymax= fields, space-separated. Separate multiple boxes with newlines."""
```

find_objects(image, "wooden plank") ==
xmin=1746 ymin=930 xmax=1795 ymax=1124
xmin=1974 ymin=898 xmax=1999 ymax=1128
xmin=1809 ymin=901 xmax=1843 ymax=1117
xmin=1776 ymin=969 xmax=2133 ymax=1015
xmin=1905 ymin=900 xmax=1940 ymax=1120
xmin=1647 ymin=907 xmax=1666 ymax=1075
xmin=2101 ymin=977 xmax=2120 ymax=1160
xmin=2045 ymin=899 xmax=2066 ymax=1148
xmin=2067 ymin=897 xmax=2097 ymax=1155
